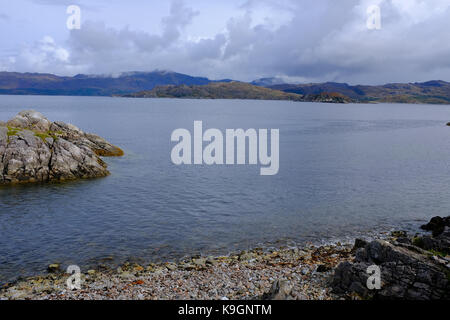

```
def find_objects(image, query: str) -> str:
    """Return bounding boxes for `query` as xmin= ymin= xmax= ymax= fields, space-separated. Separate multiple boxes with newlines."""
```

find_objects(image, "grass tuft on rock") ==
xmin=34 ymin=130 xmax=60 ymax=142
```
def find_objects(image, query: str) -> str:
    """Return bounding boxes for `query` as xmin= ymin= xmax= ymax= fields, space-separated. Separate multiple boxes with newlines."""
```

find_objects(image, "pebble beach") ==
xmin=0 ymin=242 xmax=358 ymax=300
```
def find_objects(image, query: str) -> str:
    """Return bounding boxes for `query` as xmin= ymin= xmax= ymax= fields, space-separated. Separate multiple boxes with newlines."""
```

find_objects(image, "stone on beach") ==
xmin=261 ymin=280 xmax=293 ymax=300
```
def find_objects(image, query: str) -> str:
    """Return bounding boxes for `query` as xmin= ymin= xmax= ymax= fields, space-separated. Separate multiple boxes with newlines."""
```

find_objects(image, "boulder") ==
xmin=421 ymin=216 xmax=450 ymax=237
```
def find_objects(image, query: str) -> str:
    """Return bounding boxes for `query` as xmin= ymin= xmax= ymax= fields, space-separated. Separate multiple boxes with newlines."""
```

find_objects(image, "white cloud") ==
xmin=8 ymin=36 xmax=77 ymax=73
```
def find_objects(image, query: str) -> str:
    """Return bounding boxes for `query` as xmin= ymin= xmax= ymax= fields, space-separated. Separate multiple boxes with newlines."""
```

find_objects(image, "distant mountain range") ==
xmin=0 ymin=70 xmax=449 ymax=104
xmin=0 ymin=70 xmax=230 ymax=96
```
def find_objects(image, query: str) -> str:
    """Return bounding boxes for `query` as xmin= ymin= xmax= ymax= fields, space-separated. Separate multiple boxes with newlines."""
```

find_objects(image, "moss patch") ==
xmin=6 ymin=126 xmax=21 ymax=143
xmin=34 ymin=130 xmax=60 ymax=142
xmin=34 ymin=132 xmax=52 ymax=141
xmin=6 ymin=126 xmax=21 ymax=137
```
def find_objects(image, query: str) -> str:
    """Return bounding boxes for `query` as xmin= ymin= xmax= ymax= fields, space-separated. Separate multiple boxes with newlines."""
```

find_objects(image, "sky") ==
xmin=0 ymin=0 xmax=449 ymax=84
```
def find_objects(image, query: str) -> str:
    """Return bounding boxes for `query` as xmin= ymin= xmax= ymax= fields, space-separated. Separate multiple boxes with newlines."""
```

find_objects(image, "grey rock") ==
xmin=119 ymin=271 xmax=135 ymax=280
xmin=166 ymin=263 xmax=177 ymax=271
xmin=192 ymin=258 xmax=207 ymax=267
xmin=50 ymin=121 xmax=124 ymax=157
xmin=7 ymin=110 xmax=51 ymax=132
xmin=261 ymin=280 xmax=293 ymax=300
xmin=239 ymin=251 xmax=254 ymax=261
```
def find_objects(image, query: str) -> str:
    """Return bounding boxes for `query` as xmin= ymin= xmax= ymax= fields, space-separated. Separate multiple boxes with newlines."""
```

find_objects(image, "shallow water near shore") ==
xmin=1 ymin=95 xmax=450 ymax=284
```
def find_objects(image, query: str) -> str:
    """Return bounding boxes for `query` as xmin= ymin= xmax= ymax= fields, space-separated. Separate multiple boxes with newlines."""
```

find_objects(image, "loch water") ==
xmin=1 ymin=95 xmax=450 ymax=283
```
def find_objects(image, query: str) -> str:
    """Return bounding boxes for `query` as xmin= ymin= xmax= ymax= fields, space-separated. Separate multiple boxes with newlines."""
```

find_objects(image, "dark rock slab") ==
xmin=331 ymin=217 xmax=450 ymax=300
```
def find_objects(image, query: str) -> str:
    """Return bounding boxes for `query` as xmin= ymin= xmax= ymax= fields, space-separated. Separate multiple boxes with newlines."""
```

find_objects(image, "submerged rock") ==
xmin=0 ymin=110 xmax=123 ymax=185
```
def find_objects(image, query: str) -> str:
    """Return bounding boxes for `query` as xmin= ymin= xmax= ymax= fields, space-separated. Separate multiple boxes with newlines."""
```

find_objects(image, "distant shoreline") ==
xmin=1 ymin=92 xmax=449 ymax=105
xmin=1 ymin=71 xmax=450 ymax=104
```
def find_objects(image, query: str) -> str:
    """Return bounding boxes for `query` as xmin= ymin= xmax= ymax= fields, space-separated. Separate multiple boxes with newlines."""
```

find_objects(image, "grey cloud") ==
xmin=161 ymin=0 xmax=199 ymax=44
xmin=187 ymin=34 xmax=227 ymax=60
xmin=6 ymin=0 xmax=450 ymax=84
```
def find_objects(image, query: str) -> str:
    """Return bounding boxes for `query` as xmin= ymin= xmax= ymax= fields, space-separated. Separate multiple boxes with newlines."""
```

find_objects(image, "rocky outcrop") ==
xmin=0 ymin=110 xmax=123 ymax=185
xmin=331 ymin=216 xmax=450 ymax=300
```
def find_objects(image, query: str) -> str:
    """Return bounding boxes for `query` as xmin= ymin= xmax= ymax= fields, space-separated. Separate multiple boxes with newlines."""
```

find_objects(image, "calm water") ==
xmin=1 ymin=95 xmax=450 ymax=283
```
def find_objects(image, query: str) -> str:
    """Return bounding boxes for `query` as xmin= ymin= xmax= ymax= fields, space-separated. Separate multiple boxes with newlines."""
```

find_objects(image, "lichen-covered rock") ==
xmin=331 ymin=216 xmax=450 ymax=300
xmin=0 ymin=110 xmax=123 ymax=185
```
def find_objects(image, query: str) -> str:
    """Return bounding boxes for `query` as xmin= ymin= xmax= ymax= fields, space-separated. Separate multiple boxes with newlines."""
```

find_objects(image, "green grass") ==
xmin=34 ymin=132 xmax=52 ymax=141
xmin=35 ymin=130 xmax=61 ymax=142
xmin=4 ymin=125 xmax=61 ymax=143
xmin=6 ymin=126 xmax=21 ymax=142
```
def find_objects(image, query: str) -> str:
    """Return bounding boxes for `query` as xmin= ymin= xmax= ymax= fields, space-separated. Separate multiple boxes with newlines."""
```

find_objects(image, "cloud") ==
xmin=9 ymin=36 xmax=85 ymax=74
xmin=3 ymin=0 xmax=450 ymax=84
